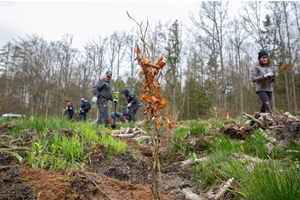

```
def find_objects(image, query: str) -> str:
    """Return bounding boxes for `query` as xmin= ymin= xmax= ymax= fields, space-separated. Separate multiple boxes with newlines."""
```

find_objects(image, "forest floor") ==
xmin=1 ymin=111 xmax=300 ymax=200
xmin=0 ymin=121 xmax=198 ymax=200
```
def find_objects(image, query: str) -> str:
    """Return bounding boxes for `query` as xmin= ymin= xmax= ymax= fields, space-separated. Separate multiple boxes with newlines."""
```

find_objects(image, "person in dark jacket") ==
xmin=80 ymin=96 xmax=91 ymax=121
xmin=65 ymin=100 xmax=74 ymax=121
xmin=77 ymin=106 xmax=84 ymax=121
xmin=110 ymin=111 xmax=125 ymax=124
xmin=121 ymin=88 xmax=140 ymax=122
xmin=91 ymin=71 xmax=118 ymax=127
xmin=250 ymin=51 xmax=278 ymax=113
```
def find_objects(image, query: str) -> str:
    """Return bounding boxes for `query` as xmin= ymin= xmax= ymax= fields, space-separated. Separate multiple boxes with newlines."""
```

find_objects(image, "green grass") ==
xmin=189 ymin=120 xmax=206 ymax=137
xmin=225 ymin=160 xmax=300 ymax=200
xmin=2 ymin=115 xmax=127 ymax=170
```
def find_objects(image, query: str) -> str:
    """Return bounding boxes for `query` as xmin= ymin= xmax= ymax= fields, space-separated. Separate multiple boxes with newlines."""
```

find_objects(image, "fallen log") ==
xmin=181 ymin=157 xmax=208 ymax=168
xmin=111 ymin=129 xmax=127 ymax=135
xmin=111 ymin=131 xmax=141 ymax=138
xmin=214 ymin=177 xmax=234 ymax=200
xmin=133 ymin=136 xmax=151 ymax=141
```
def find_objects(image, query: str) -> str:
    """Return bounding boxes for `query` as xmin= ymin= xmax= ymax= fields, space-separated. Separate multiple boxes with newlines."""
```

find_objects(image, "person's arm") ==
xmin=250 ymin=65 xmax=264 ymax=82
xmin=92 ymin=79 xmax=105 ymax=97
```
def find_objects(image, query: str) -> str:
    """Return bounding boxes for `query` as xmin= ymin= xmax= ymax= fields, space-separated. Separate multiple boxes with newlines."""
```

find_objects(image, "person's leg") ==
xmin=98 ymin=98 xmax=109 ymax=127
xmin=266 ymin=92 xmax=273 ymax=111
xmin=82 ymin=110 xmax=87 ymax=121
xmin=129 ymin=104 xmax=140 ymax=122
xmin=96 ymin=103 xmax=102 ymax=125
xmin=257 ymin=91 xmax=272 ymax=112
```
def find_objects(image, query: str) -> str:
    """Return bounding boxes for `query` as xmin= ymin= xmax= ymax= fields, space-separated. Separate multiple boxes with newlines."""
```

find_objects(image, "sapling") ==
xmin=127 ymin=12 xmax=174 ymax=200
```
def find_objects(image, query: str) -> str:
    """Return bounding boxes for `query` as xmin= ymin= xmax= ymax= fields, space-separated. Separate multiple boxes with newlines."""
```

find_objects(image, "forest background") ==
xmin=0 ymin=1 xmax=299 ymax=121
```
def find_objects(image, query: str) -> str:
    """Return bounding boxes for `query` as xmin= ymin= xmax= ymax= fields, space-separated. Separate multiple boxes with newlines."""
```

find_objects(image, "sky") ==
xmin=0 ymin=1 xmax=210 ymax=50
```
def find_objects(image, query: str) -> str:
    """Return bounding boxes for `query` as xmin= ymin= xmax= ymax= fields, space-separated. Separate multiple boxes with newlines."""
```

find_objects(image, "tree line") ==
xmin=0 ymin=1 xmax=299 ymax=121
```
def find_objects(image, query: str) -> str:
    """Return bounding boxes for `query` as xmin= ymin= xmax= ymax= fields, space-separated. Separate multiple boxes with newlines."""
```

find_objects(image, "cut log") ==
xmin=214 ymin=177 xmax=234 ymax=200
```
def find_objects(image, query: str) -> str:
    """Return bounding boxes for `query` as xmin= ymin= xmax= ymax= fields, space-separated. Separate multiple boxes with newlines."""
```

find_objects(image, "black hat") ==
xmin=258 ymin=51 xmax=268 ymax=60
xmin=79 ymin=106 xmax=81 ymax=108
xmin=106 ymin=71 xmax=112 ymax=77
xmin=122 ymin=88 xmax=127 ymax=94
xmin=81 ymin=96 xmax=84 ymax=98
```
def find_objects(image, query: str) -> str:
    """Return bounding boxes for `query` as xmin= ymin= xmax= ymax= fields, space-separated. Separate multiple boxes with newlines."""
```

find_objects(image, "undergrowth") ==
xmin=3 ymin=116 xmax=127 ymax=170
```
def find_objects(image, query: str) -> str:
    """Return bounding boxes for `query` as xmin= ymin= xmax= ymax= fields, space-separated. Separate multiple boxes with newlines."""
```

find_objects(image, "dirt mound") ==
xmin=20 ymin=167 xmax=79 ymax=200
xmin=0 ymin=153 xmax=33 ymax=200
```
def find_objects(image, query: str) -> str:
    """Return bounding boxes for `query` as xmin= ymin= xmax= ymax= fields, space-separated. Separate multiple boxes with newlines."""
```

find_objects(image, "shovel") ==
xmin=111 ymin=92 xmax=119 ymax=129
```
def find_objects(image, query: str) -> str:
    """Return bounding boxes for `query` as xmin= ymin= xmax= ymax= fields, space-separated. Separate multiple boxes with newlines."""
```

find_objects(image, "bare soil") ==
xmin=0 ymin=128 xmax=192 ymax=200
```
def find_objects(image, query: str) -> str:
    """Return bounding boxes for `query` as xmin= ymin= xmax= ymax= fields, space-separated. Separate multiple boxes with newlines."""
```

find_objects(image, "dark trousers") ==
xmin=77 ymin=114 xmax=83 ymax=121
xmin=68 ymin=113 xmax=73 ymax=121
xmin=257 ymin=91 xmax=273 ymax=112
xmin=128 ymin=104 xmax=140 ymax=122
xmin=82 ymin=109 xmax=89 ymax=121
xmin=96 ymin=98 xmax=109 ymax=127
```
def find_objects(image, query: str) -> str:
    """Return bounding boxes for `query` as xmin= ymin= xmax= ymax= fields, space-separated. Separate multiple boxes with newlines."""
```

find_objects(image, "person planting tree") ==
xmin=250 ymin=51 xmax=278 ymax=113
xmin=110 ymin=110 xmax=125 ymax=124
xmin=121 ymin=88 xmax=140 ymax=123
xmin=91 ymin=71 xmax=118 ymax=127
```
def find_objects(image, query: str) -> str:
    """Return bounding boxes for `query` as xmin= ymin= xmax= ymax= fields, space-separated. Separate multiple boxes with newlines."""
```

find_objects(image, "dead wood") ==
xmin=111 ymin=131 xmax=141 ymax=138
xmin=214 ymin=177 xmax=234 ymax=200
xmin=232 ymin=153 xmax=269 ymax=163
xmin=133 ymin=136 xmax=151 ymax=141
xmin=0 ymin=145 xmax=63 ymax=156
xmin=242 ymin=112 xmax=265 ymax=128
xmin=175 ymin=187 xmax=204 ymax=200
xmin=181 ymin=157 xmax=208 ymax=168
xmin=0 ymin=165 xmax=10 ymax=171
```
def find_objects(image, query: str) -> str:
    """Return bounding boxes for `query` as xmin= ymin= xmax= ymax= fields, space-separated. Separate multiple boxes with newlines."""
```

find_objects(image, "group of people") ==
xmin=64 ymin=96 xmax=91 ymax=122
xmin=91 ymin=70 xmax=140 ymax=127
xmin=66 ymin=50 xmax=273 ymax=125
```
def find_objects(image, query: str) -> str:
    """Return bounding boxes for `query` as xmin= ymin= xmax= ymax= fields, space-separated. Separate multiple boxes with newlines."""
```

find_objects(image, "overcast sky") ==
xmin=0 ymin=1 xmax=243 ymax=50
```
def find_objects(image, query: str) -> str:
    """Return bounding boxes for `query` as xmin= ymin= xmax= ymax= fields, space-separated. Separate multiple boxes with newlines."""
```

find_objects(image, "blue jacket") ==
xmin=81 ymin=99 xmax=90 ymax=110
xmin=67 ymin=104 xmax=74 ymax=115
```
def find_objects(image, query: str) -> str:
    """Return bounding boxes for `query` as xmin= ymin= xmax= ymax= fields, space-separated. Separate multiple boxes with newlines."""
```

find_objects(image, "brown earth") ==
xmin=0 ymin=130 xmax=191 ymax=200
